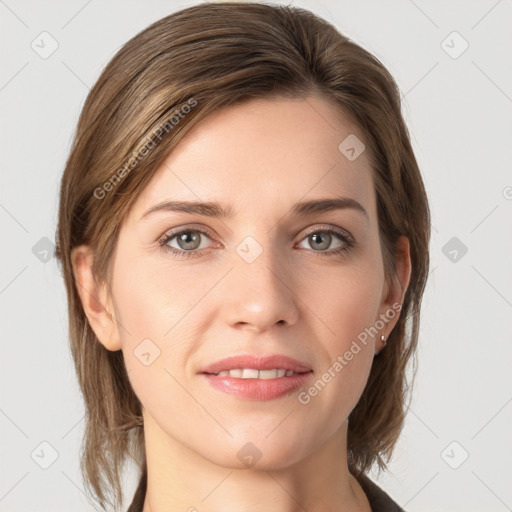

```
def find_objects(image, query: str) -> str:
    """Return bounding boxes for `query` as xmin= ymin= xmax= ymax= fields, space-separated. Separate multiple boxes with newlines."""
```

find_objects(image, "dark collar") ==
xmin=355 ymin=471 xmax=406 ymax=511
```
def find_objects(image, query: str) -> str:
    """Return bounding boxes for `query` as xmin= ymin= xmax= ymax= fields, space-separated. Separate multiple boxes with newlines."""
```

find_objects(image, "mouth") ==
xmin=199 ymin=354 xmax=313 ymax=401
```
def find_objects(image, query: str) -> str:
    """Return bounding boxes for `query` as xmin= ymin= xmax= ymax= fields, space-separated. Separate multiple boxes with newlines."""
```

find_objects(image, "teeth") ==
xmin=242 ymin=368 xmax=260 ymax=379
xmin=215 ymin=368 xmax=300 ymax=379
xmin=258 ymin=370 xmax=278 ymax=380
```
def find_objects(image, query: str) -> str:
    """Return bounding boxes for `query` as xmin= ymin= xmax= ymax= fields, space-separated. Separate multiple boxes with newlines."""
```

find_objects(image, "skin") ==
xmin=72 ymin=93 xmax=411 ymax=512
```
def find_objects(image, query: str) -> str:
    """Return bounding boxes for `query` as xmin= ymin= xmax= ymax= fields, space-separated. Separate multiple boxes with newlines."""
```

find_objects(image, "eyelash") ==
xmin=157 ymin=225 xmax=355 ymax=260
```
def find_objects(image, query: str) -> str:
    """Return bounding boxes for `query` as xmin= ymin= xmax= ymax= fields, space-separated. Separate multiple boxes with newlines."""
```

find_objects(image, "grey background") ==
xmin=1 ymin=0 xmax=511 ymax=511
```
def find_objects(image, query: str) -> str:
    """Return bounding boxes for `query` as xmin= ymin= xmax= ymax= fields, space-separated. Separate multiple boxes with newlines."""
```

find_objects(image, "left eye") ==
xmin=297 ymin=229 xmax=350 ymax=252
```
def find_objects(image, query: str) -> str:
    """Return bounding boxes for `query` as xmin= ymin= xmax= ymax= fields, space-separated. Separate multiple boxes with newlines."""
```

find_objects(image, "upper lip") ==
xmin=200 ymin=354 xmax=313 ymax=374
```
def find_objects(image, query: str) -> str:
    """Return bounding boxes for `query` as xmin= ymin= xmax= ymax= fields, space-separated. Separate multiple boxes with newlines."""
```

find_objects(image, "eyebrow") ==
xmin=140 ymin=196 xmax=369 ymax=221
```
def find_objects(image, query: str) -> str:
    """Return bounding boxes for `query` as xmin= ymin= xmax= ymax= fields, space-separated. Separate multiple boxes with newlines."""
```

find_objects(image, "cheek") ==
xmin=112 ymin=252 xmax=208 ymax=342
xmin=293 ymin=265 xmax=382 ymax=430
xmin=294 ymin=255 xmax=383 ymax=413
xmin=111 ymin=253 xmax=214 ymax=398
xmin=300 ymin=256 xmax=385 ymax=346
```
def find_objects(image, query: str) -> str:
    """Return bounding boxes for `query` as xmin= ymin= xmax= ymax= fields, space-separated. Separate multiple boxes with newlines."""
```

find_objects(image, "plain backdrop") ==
xmin=1 ymin=1 xmax=511 ymax=511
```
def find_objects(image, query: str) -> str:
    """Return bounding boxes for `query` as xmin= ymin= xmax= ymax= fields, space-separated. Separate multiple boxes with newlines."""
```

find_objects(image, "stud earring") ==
xmin=375 ymin=333 xmax=387 ymax=357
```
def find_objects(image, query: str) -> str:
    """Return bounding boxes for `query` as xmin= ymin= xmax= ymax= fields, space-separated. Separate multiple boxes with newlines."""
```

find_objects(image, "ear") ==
xmin=376 ymin=236 xmax=412 ymax=351
xmin=70 ymin=245 xmax=122 ymax=351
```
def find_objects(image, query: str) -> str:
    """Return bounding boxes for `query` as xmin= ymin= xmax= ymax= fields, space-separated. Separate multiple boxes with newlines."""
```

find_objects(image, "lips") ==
xmin=200 ymin=354 xmax=312 ymax=375
xmin=203 ymin=371 xmax=313 ymax=400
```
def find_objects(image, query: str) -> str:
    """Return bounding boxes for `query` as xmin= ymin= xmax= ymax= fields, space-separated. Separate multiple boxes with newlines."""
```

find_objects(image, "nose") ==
xmin=219 ymin=239 xmax=300 ymax=334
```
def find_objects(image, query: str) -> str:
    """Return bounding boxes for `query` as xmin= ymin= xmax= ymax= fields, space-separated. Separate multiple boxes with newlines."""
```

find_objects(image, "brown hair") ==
xmin=55 ymin=2 xmax=430 ymax=510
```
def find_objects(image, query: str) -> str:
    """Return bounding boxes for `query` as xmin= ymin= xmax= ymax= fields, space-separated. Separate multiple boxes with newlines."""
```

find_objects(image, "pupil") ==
xmin=179 ymin=231 xmax=199 ymax=249
xmin=311 ymin=232 xmax=330 ymax=250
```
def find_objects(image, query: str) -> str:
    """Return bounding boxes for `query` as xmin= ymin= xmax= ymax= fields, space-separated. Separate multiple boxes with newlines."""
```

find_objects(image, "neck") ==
xmin=140 ymin=414 xmax=370 ymax=512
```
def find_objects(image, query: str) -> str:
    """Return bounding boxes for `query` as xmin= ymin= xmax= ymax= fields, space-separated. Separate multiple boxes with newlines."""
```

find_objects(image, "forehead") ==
xmin=130 ymin=94 xmax=375 ymax=221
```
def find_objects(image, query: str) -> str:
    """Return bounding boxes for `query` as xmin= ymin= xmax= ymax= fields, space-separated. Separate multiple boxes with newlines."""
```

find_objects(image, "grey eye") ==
xmin=297 ymin=230 xmax=346 ymax=252
xmin=307 ymin=232 xmax=332 ymax=251
xmin=168 ymin=230 xmax=207 ymax=251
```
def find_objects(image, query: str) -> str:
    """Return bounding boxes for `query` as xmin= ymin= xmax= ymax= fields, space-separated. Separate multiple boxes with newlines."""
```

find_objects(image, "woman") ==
xmin=55 ymin=2 xmax=430 ymax=511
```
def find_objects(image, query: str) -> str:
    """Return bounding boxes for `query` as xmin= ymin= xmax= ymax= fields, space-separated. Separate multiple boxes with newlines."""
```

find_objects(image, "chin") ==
xmin=199 ymin=434 xmax=310 ymax=471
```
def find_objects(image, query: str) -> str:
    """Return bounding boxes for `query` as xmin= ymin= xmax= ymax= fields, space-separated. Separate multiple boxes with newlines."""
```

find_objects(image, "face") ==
xmin=74 ymin=94 xmax=408 ymax=470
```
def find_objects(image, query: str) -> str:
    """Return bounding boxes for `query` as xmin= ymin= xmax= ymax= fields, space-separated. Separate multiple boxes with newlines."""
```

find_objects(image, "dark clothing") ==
xmin=356 ymin=472 xmax=405 ymax=511
xmin=126 ymin=466 xmax=404 ymax=511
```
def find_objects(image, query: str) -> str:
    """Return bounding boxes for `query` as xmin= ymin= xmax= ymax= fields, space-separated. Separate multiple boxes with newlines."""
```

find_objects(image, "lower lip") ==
xmin=201 ymin=371 xmax=313 ymax=401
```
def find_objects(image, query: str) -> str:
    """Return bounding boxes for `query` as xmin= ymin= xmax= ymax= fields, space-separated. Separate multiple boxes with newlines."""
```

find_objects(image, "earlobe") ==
xmin=70 ymin=245 xmax=122 ymax=351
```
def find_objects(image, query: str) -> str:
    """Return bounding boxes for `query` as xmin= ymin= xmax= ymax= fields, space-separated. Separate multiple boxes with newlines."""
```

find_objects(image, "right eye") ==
xmin=158 ymin=227 xmax=216 ymax=259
